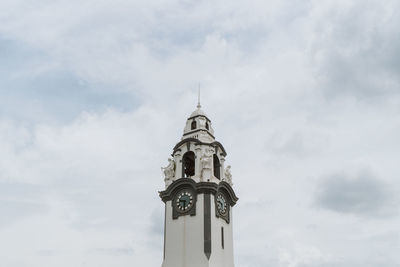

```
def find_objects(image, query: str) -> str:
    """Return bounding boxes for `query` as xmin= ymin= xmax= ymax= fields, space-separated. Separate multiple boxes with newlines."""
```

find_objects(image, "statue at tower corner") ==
xmin=162 ymin=158 xmax=175 ymax=187
xmin=224 ymin=165 xmax=233 ymax=186
xmin=200 ymin=147 xmax=214 ymax=181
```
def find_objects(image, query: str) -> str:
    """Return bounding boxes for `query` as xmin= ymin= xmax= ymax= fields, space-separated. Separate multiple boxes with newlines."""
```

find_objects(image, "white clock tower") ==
xmin=159 ymin=102 xmax=238 ymax=267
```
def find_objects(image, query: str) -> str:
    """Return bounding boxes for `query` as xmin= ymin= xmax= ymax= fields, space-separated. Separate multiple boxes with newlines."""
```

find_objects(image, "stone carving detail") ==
xmin=162 ymin=158 xmax=175 ymax=185
xmin=200 ymin=147 xmax=214 ymax=180
xmin=224 ymin=165 xmax=233 ymax=186
xmin=198 ymin=117 xmax=206 ymax=128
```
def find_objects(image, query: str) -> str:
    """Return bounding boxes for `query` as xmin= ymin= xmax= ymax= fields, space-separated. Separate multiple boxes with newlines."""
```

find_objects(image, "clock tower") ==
xmin=159 ymin=102 xmax=238 ymax=267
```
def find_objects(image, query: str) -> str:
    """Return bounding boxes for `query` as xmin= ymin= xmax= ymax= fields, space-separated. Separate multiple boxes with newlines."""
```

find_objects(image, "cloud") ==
xmin=315 ymin=170 xmax=398 ymax=217
xmin=309 ymin=0 xmax=400 ymax=99
xmin=0 ymin=182 xmax=49 ymax=226
xmin=0 ymin=37 xmax=138 ymax=123
xmin=87 ymin=247 xmax=134 ymax=256
xmin=0 ymin=110 xmax=167 ymax=266
xmin=1 ymin=0 xmax=400 ymax=266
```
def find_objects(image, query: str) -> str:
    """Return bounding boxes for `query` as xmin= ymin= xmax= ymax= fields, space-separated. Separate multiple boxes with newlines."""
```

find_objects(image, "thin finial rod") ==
xmin=197 ymin=83 xmax=201 ymax=109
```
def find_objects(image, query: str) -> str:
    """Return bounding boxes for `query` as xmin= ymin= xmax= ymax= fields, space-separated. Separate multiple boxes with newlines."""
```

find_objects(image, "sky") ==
xmin=0 ymin=0 xmax=399 ymax=266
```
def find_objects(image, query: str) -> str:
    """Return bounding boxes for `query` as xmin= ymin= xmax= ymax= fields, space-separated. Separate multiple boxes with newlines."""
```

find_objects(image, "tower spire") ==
xmin=197 ymin=83 xmax=201 ymax=109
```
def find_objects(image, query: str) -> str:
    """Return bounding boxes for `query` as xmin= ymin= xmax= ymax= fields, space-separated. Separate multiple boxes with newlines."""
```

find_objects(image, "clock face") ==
xmin=216 ymin=194 xmax=227 ymax=215
xmin=175 ymin=190 xmax=194 ymax=212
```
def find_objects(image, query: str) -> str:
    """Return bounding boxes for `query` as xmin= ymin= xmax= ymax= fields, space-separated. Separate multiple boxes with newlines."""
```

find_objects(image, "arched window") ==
xmin=191 ymin=120 xmax=197 ymax=130
xmin=182 ymin=151 xmax=195 ymax=177
xmin=205 ymin=122 xmax=209 ymax=130
xmin=213 ymin=154 xmax=220 ymax=179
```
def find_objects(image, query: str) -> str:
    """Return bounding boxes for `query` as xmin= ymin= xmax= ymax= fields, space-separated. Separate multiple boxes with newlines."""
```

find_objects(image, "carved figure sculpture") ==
xmin=198 ymin=117 xmax=206 ymax=128
xmin=200 ymin=147 xmax=214 ymax=180
xmin=162 ymin=158 xmax=175 ymax=182
xmin=224 ymin=165 xmax=233 ymax=185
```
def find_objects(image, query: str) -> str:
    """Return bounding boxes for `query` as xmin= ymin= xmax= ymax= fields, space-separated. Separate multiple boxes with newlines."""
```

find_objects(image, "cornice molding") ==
xmin=172 ymin=138 xmax=227 ymax=157
xmin=159 ymin=178 xmax=238 ymax=206
xmin=182 ymin=128 xmax=216 ymax=139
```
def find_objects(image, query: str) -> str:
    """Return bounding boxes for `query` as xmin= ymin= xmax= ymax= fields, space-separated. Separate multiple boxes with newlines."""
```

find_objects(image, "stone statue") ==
xmin=198 ymin=117 xmax=206 ymax=128
xmin=200 ymin=147 xmax=214 ymax=180
xmin=224 ymin=165 xmax=233 ymax=185
xmin=162 ymin=158 xmax=175 ymax=182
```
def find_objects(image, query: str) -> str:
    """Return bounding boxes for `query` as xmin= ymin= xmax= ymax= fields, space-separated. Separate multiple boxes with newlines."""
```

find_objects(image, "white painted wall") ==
xmin=163 ymin=194 xmax=210 ymax=267
xmin=208 ymin=194 xmax=235 ymax=267
xmin=162 ymin=193 xmax=235 ymax=267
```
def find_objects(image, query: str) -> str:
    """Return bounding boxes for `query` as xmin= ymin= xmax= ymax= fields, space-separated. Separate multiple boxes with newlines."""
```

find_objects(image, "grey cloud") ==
xmin=265 ymin=132 xmax=308 ymax=157
xmin=311 ymin=1 xmax=400 ymax=99
xmin=0 ymin=182 xmax=48 ymax=226
xmin=1 ymin=0 xmax=400 ymax=266
xmin=369 ymin=230 xmax=399 ymax=243
xmin=149 ymin=206 xmax=163 ymax=236
xmin=36 ymin=249 xmax=58 ymax=256
xmin=297 ymin=262 xmax=399 ymax=267
xmin=0 ymin=199 xmax=48 ymax=226
xmin=315 ymin=170 xmax=398 ymax=217
xmin=0 ymin=37 xmax=138 ymax=124
xmin=86 ymin=247 xmax=134 ymax=256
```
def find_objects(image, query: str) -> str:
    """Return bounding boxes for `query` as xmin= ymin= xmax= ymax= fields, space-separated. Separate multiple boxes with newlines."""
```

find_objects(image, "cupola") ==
xmin=182 ymin=102 xmax=215 ymax=143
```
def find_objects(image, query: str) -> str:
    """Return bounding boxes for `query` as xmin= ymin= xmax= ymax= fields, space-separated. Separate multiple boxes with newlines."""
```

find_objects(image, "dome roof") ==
xmin=190 ymin=107 xmax=208 ymax=118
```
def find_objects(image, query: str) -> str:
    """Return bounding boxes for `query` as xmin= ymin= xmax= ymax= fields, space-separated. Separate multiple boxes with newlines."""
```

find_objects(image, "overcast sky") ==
xmin=1 ymin=0 xmax=400 ymax=266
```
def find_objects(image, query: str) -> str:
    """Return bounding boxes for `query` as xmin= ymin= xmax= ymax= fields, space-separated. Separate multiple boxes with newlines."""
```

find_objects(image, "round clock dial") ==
xmin=176 ymin=191 xmax=194 ymax=211
xmin=216 ymin=194 xmax=227 ymax=214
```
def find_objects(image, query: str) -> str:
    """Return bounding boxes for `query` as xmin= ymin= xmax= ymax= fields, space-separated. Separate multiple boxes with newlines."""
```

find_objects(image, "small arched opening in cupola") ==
xmin=191 ymin=120 xmax=197 ymax=130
